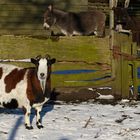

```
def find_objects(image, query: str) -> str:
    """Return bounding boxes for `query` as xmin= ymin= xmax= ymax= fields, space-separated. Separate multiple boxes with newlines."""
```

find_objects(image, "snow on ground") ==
xmin=1 ymin=101 xmax=140 ymax=140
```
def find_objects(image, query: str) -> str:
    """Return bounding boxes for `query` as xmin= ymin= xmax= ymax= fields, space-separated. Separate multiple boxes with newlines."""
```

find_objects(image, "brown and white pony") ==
xmin=0 ymin=55 xmax=56 ymax=129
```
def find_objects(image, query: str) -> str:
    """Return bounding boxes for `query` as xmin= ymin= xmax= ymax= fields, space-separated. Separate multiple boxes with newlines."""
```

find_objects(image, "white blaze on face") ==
xmin=37 ymin=58 xmax=48 ymax=93
xmin=43 ymin=22 xmax=50 ymax=29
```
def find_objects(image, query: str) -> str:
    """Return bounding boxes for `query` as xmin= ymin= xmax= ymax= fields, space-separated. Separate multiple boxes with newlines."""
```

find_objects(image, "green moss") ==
xmin=0 ymin=35 xmax=111 ymax=87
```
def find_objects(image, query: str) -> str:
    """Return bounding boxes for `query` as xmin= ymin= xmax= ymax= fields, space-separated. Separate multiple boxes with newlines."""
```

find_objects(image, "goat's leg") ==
xmin=23 ymin=106 xmax=33 ymax=130
xmin=96 ymin=22 xmax=105 ymax=37
xmin=35 ymin=106 xmax=44 ymax=129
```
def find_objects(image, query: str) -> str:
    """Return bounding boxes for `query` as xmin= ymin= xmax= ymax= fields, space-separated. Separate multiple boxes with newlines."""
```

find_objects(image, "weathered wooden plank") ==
xmin=112 ymin=32 xmax=140 ymax=99
xmin=121 ymin=58 xmax=129 ymax=98
xmin=0 ymin=35 xmax=111 ymax=88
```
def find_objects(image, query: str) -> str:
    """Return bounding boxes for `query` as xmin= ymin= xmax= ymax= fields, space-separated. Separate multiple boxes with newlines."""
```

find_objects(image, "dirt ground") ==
xmin=49 ymin=87 xmax=114 ymax=103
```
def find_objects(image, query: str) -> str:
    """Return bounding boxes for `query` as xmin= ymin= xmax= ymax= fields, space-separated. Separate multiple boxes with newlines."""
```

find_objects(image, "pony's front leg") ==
xmin=23 ymin=106 xmax=33 ymax=130
xmin=35 ymin=106 xmax=44 ymax=129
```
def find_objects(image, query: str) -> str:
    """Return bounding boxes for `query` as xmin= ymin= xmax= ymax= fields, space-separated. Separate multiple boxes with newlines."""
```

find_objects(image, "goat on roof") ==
xmin=43 ymin=4 xmax=106 ymax=37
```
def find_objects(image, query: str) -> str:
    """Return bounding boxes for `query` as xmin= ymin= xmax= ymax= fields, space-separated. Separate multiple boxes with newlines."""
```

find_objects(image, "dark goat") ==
xmin=114 ymin=7 xmax=134 ymax=33
xmin=43 ymin=5 xmax=106 ymax=37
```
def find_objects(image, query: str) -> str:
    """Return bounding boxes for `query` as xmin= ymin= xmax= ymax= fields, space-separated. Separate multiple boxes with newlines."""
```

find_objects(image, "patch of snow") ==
xmin=88 ymin=87 xmax=112 ymax=91
xmin=88 ymin=88 xmax=95 ymax=91
xmin=0 ymin=59 xmax=31 ymax=63
xmin=97 ymin=94 xmax=114 ymax=100
xmin=1 ymin=102 xmax=140 ymax=140
xmin=120 ymin=99 xmax=130 ymax=103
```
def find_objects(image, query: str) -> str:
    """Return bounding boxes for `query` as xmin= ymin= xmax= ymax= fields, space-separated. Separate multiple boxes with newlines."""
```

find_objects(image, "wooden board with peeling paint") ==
xmin=0 ymin=35 xmax=111 ymax=88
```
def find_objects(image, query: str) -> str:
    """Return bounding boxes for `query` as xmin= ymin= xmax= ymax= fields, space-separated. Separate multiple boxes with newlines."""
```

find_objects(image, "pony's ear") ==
xmin=48 ymin=4 xmax=53 ymax=11
xmin=31 ymin=55 xmax=41 ymax=65
xmin=31 ymin=58 xmax=38 ymax=66
xmin=48 ymin=58 xmax=56 ymax=65
xmin=51 ymin=58 xmax=56 ymax=64
xmin=31 ymin=58 xmax=38 ymax=65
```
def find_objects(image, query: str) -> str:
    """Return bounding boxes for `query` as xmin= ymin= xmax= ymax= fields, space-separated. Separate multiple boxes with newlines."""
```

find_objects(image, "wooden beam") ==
xmin=109 ymin=0 xmax=114 ymax=49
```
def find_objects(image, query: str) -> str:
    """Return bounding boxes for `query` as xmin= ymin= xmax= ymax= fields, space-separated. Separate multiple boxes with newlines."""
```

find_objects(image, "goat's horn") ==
xmin=35 ymin=55 xmax=42 ymax=60
xmin=45 ymin=54 xmax=51 ymax=59
xmin=124 ymin=0 xmax=130 ymax=8
xmin=114 ymin=0 xmax=118 ymax=8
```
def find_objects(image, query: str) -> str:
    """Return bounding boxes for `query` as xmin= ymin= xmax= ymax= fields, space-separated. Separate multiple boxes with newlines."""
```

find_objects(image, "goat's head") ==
xmin=114 ymin=7 xmax=130 ymax=25
xmin=43 ymin=5 xmax=55 ymax=30
xmin=31 ymin=55 xmax=56 ymax=93
xmin=113 ymin=0 xmax=132 ymax=32
xmin=31 ymin=55 xmax=56 ymax=81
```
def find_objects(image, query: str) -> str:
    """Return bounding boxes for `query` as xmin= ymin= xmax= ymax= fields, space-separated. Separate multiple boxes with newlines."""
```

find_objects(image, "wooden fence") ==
xmin=0 ymin=35 xmax=111 ymax=88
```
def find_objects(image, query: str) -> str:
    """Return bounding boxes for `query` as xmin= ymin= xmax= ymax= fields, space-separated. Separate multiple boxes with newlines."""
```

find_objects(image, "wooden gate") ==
xmin=111 ymin=33 xmax=139 ymax=99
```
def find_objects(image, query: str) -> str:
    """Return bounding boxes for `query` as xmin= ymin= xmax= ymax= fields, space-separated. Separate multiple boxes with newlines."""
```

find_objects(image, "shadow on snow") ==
xmin=0 ymin=101 xmax=54 ymax=140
